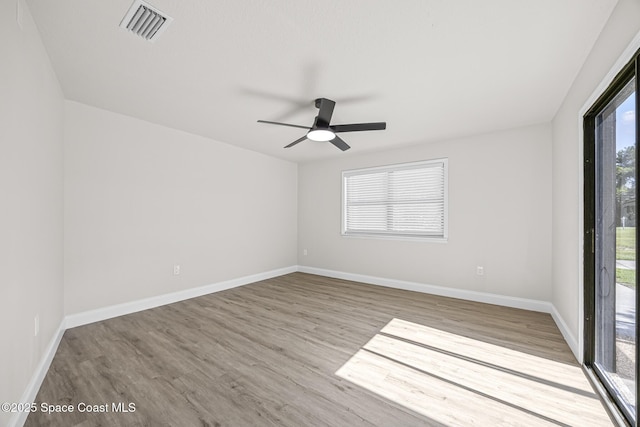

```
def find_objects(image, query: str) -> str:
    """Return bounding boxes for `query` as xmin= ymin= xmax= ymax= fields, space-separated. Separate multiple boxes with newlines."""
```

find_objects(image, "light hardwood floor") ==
xmin=26 ymin=273 xmax=612 ymax=426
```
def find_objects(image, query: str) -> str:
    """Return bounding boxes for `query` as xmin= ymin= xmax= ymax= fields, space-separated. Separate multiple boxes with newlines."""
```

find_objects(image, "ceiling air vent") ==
xmin=119 ymin=0 xmax=173 ymax=42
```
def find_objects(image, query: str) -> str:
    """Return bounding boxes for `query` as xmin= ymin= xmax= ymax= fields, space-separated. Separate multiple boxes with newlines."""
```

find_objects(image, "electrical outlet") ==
xmin=476 ymin=266 xmax=484 ymax=276
xmin=303 ymin=249 xmax=308 ymax=256
xmin=173 ymin=264 xmax=180 ymax=275
xmin=34 ymin=315 xmax=39 ymax=337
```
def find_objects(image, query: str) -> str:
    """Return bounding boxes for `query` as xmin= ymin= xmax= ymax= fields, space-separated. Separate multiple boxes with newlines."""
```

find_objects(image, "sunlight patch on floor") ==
xmin=336 ymin=318 xmax=611 ymax=426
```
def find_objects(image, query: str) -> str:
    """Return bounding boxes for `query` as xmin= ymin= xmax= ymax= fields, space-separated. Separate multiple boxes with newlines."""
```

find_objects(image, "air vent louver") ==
xmin=120 ymin=0 xmax=173 ymax=42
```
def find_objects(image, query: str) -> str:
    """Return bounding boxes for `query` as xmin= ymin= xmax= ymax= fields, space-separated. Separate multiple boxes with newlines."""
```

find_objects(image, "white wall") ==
xmin=0 ymin=1 xmax=64 ymax=426
xmin=64 ymin=101 xmax=298 ymax=315
xmin=299 ymin=123 xmax=552 ymax=301
xmin=552 ymin=0 xmax=640 ymax=357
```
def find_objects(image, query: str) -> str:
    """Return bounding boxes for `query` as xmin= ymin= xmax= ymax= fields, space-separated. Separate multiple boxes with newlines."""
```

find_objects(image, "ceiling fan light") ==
xmin=307 ymin=129 xmax=335 ymax=142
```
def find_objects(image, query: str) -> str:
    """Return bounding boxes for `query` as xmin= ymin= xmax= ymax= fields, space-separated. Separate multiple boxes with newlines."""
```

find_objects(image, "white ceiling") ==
xmin=27 ymin=0 xmax=617 ymax=163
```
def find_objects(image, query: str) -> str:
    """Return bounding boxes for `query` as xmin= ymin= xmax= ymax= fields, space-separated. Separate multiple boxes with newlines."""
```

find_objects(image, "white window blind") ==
xmin=342 ymin=159 xmax=447 ymax=239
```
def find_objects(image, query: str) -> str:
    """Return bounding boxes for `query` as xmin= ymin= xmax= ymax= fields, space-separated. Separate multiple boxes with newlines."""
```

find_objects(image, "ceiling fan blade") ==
xmin=257 ymin=120 xmax=311 ymax=130
xmin=330 ymin=135 xmax=350 ymax=151
xmin=284 ymin=135 xmax=307 ymax=148
xmin=315 ymin=98 xmax=336 ymax=127
xmin=331 ymin=122 xmax=386 ymax=133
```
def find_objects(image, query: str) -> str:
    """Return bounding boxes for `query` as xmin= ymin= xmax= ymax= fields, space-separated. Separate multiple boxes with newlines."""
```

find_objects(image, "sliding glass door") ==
xmin=585 ymin=51 xmax=639 ymax=425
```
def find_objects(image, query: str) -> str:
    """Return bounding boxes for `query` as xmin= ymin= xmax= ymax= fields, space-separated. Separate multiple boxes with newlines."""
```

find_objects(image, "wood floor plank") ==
xmin=25 ymin=272 xmax=612 ymax=426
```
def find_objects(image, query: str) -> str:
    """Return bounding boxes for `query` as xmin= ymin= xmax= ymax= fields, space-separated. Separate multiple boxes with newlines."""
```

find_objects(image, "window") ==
xmin=342 ymin=159 xmax=448 ymax=240
xmin=584 ymin=49 xmax=639 ymax=425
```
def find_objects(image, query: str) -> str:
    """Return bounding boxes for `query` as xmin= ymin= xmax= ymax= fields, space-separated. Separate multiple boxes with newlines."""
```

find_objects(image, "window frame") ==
xmin=583 ymin=49 xmax=640 ymax=426
xmin=341 ymin=158 xmax=448 ymax=242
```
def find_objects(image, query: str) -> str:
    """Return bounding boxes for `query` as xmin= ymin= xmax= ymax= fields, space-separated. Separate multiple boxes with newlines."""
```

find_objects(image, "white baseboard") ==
xmin=550 ymin=305 xmax=581 ymax=363
xmin=8 ymin=319 xmax=66 ymax=427
xmin=298 ymin=266 xmax=553 ymax=313
xmin=298 ymin=265 xmax=581 ymax=361
xmin=65 ymin=266 xmax=297 ymax=329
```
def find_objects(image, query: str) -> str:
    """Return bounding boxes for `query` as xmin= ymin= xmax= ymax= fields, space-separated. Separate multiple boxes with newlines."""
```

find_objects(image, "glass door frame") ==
xmin=584 ymin=50 xmax=640 ymax=426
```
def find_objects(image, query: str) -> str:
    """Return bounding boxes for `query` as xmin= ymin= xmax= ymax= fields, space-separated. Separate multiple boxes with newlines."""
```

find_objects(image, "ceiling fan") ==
xmin=257 ymin=98 xmax=386 ymax=151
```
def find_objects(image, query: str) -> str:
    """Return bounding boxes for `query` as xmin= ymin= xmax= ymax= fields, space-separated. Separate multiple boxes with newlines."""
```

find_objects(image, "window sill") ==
xmin=341 ymin=232 xmax=448 ymax=243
